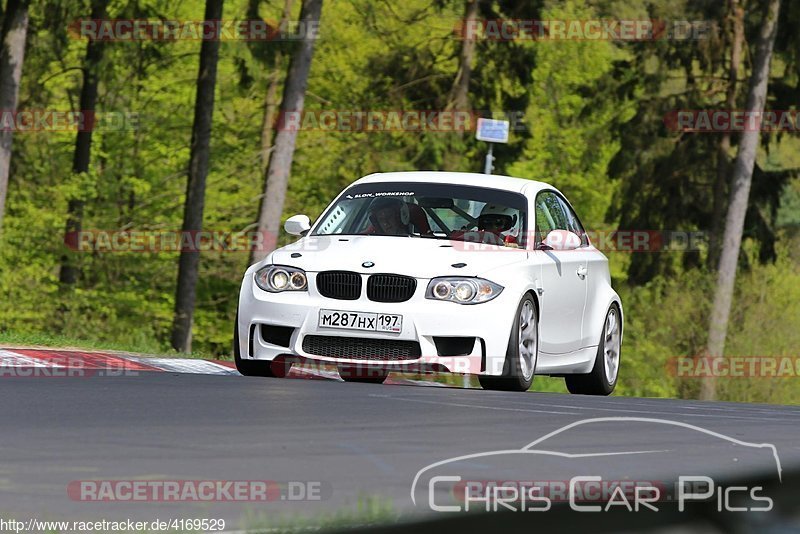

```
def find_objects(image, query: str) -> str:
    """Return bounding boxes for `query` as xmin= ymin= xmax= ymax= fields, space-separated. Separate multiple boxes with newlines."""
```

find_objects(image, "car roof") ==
xmin=352 ymin=171 xmax=556 ymax=196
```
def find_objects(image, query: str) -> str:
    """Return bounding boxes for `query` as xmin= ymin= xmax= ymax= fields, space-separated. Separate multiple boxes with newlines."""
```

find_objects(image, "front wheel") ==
xmin=479 ymin=294 xmax=538 ymax=392
xmin=565 ymin=304 xmax=621 ymax=395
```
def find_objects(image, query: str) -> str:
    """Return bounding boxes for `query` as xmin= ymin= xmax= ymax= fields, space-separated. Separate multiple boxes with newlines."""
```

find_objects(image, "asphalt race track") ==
xmin=2 ymin=357 xmax=800 ymax=531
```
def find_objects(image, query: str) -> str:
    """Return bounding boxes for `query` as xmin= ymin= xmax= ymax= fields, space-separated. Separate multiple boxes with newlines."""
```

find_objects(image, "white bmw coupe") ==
xmin=235 ymin=171 xmax=622 ymax=394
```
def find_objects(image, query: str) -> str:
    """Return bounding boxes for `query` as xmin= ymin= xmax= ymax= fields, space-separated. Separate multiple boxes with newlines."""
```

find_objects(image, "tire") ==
xmin=233 ymin=313 xmax=282 ymax=378
xmin=338 ymin=364 xmax=389 ymax=384
xmin=565 ymin=304 xmax=621 ymax=395
xmin=478 ymin=294 xmax=538 ymax=392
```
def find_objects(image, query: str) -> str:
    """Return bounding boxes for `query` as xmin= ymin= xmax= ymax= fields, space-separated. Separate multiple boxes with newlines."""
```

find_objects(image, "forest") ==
xmin=0 ymin=0 xmax=798 ymax=403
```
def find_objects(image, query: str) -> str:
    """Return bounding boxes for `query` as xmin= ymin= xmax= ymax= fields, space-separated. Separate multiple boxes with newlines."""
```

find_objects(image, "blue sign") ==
xmin=475 ymin=118 xmax=510 ymax=143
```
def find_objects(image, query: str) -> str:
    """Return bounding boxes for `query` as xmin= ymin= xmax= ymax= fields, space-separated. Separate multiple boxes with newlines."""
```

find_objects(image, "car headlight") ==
xmin=255 ymin=265 xmax=308 ymax=293
xmin=425 ymin=277 xmax=503 ymax=304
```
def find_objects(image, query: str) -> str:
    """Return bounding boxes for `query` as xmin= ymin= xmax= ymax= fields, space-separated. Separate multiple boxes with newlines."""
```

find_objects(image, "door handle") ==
xmin=576 ymin=265 xmax=587 ymax=279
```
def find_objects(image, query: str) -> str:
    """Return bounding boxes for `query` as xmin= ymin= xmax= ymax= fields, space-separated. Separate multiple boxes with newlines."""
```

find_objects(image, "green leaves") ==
xmin=0 ymin=0 xmax=797 ymax=406
xmin=508 ymin=1 xmax=630 ymax=229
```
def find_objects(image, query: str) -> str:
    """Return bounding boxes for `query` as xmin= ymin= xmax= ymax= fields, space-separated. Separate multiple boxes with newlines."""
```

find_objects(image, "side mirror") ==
xmin=284 ymin=214 xmax=311 ymax=236
xmin=540 ymin=229 xmax=582 ymax=251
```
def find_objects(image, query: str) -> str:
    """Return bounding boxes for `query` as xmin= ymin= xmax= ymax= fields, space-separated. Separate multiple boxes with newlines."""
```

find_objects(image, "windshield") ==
xmin=313 ymin=182 xmax=528 ymax=247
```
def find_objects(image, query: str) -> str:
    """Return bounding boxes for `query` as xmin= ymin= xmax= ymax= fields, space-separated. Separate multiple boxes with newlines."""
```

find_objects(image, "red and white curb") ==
xmin=0 ymin=348 xmax=443 ymax=386
xmin=0 ymin=348 xmax=238 ymax=375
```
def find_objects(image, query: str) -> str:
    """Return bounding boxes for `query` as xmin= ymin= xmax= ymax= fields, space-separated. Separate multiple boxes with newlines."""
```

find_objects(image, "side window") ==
xmin=534 ymin=201 xmax=553 ymax=243
xmin=534 ymin=192 xmax=568 ymax=243
xmin=556 ymin=196 xmax=588 ymax=246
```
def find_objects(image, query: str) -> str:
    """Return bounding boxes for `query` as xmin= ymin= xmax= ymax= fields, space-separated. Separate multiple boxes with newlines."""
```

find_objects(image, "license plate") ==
xmin=318 ymin=309 xmax=402 ymax=333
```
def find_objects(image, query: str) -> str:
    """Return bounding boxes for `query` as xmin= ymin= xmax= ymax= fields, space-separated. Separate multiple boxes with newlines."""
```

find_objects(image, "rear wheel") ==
xmin=479 ymin=294 xmax=538 ymax=392
xmin=565 ymin=304 xmax=621 ymax=395
xmin=233 ymin=313 xmax=282 ymax=377
xmin=338 ymin=365 xmax=389 ymax=384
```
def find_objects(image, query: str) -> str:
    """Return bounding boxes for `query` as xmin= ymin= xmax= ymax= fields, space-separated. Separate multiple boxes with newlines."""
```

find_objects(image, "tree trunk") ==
xmin=0 ymin=0 xmax=29 ymax=233
xmin=249 ymin=0 xmax=294 ymax=266
xmin=708 ymin=0 xmax=745 ymax=270
xmin=260 ymin=0 xmax=294 ymax=173
xmin=447 ymin=0 xmax=479 ymax=111
xmin=250 ymin=0 xmax=323 ymax=265
xmin=170 ymin=0 xmax=225 ymax=353
xmin=59 ymin=0 xmax=107 ymax=286
xmin=259 ymin=68 xmax=281 ymax=172
xmin=701 ymin=0 xmax=781 ymax=401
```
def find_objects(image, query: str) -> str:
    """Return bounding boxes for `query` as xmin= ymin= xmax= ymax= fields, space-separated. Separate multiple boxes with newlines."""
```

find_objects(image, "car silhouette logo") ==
xmin=410 ymin=416 xmax=784 ymax=508
xmin=362 ymin=261 xmax=375 ymax=268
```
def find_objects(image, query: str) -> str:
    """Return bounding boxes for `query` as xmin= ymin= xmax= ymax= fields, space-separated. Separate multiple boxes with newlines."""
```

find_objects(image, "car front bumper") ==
xmin=237 ymin=270 xmax=520 ymax=376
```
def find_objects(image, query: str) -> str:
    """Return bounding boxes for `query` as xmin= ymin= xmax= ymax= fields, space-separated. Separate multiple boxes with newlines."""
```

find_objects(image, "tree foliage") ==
xmin=0 ymin=0 xmax=798 ymax=402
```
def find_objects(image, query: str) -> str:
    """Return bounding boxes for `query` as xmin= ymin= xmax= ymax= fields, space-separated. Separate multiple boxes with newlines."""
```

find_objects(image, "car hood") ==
xmin=268 ymin=235 xmax=528 ymax=278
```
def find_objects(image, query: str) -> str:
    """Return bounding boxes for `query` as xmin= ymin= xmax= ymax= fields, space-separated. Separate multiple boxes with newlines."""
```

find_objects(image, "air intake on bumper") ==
xmin=302 ymin=335 xmax=421 ymax=360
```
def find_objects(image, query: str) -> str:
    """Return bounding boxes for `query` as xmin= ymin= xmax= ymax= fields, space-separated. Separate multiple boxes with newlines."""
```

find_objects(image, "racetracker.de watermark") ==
xmin=64 ymin=230 xmax=292 ymax=253
xmin=0 ymin=366 xmax=138 ymax=378
xmin=450 ymin=230 xmax=707 ymax=253
xmin=669 ymin=356 xmax=800 ymax=378
xmin=0 ymin=358 xmax=140 ymax=378
xmin=67 ymin=480 xmax=330 ymax=502
xmin=665 ymin=110 xmax=800 ymax=132
xmin=276 ymin=110 xmax=527 ymax=133
xmin=69 ymin=19 xmax=320 ymax=41
xmin=454 ymin=19 xmax=713 ymax=41
xmin=0 ymin=110 xmax=139 ymax=132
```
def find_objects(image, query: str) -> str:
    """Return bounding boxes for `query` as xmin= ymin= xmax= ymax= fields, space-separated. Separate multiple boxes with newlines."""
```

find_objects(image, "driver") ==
xmin=478 ymin=204 xmax=519 ymax=246
xmin=368 ymin=197 xmax=411 ymax=235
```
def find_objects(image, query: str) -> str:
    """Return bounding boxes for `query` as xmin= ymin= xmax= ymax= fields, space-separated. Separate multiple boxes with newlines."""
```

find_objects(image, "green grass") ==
xmin=241 ymin=494 xmax=399 ymax=533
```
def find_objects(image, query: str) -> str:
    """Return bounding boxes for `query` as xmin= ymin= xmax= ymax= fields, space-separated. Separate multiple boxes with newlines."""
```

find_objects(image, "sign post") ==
xmin=475 ymin=118 xmax=510 ymax=174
